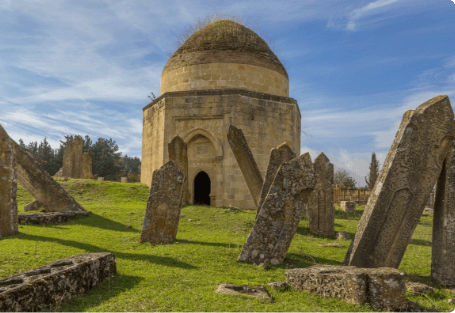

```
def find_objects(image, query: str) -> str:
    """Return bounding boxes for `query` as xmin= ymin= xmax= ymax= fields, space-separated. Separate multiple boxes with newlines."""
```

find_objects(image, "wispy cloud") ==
xmin=346 ymin=0 xmax=401 ymax=31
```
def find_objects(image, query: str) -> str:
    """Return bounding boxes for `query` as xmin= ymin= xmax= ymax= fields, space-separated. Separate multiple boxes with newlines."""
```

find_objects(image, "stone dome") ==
xmin=160 ymin=19 xmax=289 ymax=97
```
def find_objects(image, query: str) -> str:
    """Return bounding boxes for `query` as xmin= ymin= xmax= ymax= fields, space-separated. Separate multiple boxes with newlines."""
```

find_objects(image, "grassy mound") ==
xmin=0 ymin=178 xmax=452 ymax=312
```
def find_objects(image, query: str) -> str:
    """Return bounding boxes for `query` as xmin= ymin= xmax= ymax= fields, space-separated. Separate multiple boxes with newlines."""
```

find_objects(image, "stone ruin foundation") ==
xmin=307 ymin=152 xmax=334 ymax=237
xmin=140 ymin=160 xmax=186 ymax=244
xmin=18 ymin=211 xmax=92 ymax=225
xmin=0 ymin=133 xmax=18 ymax=236
xmin=0 ymin=252 xmax=116 ymax=312
xmin=227 ymin=125 xmax=264 ymax=208
xmin=286 ymin=265 xmax=407 ymax=310
xmin=344 ymin=95 xmax=455 ymax=271
xmin=238 ymin=153 xmax=316 ymax=265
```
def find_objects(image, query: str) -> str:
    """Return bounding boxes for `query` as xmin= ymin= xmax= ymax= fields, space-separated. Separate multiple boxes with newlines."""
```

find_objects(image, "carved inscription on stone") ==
xmin=141 ymin=160 xmax=186 ymax=244
xmin=344 ymin=95 xmax=455 ymax=269
xmin=307 ymin=153 xmax=334 ymax=237
xmin=431 ymin=140 xmax=455 ymax=286
xmin=227 ymin=125 xmax=263 ymax=207
xmin=256 ymin=143 xmax=296 ymax=217
xmin=238 ymin=153 xmax=316 ymax=265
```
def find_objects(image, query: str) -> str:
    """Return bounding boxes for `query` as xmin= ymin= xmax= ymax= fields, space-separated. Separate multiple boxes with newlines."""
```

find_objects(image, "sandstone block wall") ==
xmin=161 ymin=63 xmax=289 ymax=97
xmin=141 ymin=89 xmax=301 ymax=209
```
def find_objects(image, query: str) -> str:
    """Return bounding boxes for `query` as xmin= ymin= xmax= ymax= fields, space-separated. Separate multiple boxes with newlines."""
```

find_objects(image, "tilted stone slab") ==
xmin=340 ymin=201 xmax=356 ymax=213
xmin=307 ymin=152 xmax=334 ymax=237
xmin=141 ymin=160 xmax=186 ymax=244
xmin=18 ymin=211 xmax=92 ymax=225
xmin=344 ymin=95 xmax=455 ymax=268
xmin=0 ymin=135 xmax=18 ymax=236
xmin=24 ymin=200 xmax=43 ymax=211
xmin=432 ymin=139 xmax=455 ymax=286
xmin=0 ymin=252 xmax=116 ymax=312
xmin=227 ymin=125 xmax=263 ymax=207
xmin=238 ymin=153 xmax=316 ymax=265
xmin=286 ymin=265 xmax=407 ymax=310
xmin=256 ymin=142 xmax=296 ymax=218
xmin=168 ymin=135 xmax=188 ymax=204
xmin=0 ymin=125 xmax=85 ymax=212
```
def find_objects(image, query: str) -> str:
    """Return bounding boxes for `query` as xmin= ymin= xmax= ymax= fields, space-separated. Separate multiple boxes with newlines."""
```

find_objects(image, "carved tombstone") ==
xmin=431 ymin=139 xmax=455 ymax=286
xmin=168 ymin=135 xmax=188 ymax=204
xmin=227 ymin=125 xmax=263 ymax=207
xmin=62 ymin=136 xmax=83 ymax=178
xmin=140 ymin=160 xmax=186 ymax=244
xmin=340 ymin=201 xmax=356 ymax=213
xmin=344 ymin=95 xmax=455 ymax=269
xmin=256 ymin=143 xmax=296 ymax=218
xmin=81 ymin=152 xmax=93 ymax=179
xmin=307 ymin=153 xmax=334 ymax=237
xmin=0 ymin=134 xmax=18 ymax=236
xmin=0 ymin=124 xmax=85 ymax=212
xmin=238 ymin=153 xmax=316 ymax=265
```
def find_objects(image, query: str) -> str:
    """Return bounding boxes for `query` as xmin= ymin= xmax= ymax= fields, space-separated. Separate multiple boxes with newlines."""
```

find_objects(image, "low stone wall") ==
xmin=18 ymin=211 xmax=91 ymax=225
xmin=0 ymin=252 xmax=116 ymax=312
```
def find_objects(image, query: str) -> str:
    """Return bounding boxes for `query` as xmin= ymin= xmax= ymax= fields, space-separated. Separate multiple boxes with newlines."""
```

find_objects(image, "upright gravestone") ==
xmin=344 ymin=95 xmax=455 ymax=269
xmin=0 ymin=134 xmax=18 ymax=236
xmin=238 ymin=153 xmax=316 ymax=265
xmin=140 ymin=160 xmax=186 ymax=244
xmin=168 ymin=135 xmax=188 ymax=204
xmin=82 ymin=152 xmax=93 ymax=179
xmin=431 ymin=139 xmax=455 ymax=286
xmin=62 ymin=136 xmax=83 ymax=178
xmin=227 ymin=125 xmax=263 ymax=208
xmin=307 ymin=152 xmax=334 ymax=237
xmin=256 ymin=143 xmax=296 ymax=218
xmin=0 ymin=124 xmax=85 ymax=213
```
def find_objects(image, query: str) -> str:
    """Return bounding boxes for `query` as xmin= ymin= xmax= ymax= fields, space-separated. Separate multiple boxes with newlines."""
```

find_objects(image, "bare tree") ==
xmin=365 ymin=152 xmax=380 ymax=189
xmin=334 ymin=168 xmax=357 ymax=188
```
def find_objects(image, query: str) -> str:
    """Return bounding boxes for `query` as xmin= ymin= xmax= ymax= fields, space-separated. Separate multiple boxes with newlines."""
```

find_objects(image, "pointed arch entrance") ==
xmin=193 ymin=171 xmax=211 ymax=205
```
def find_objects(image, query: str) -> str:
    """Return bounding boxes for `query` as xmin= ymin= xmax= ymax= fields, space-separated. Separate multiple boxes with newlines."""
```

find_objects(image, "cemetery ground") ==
xmin=0 ymin=178 xmax=453 ymax=312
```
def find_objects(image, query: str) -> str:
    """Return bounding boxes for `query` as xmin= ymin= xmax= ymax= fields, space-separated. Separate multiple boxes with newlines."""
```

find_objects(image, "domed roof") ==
xmin=162 ymin=19 xmax=288 ymax=79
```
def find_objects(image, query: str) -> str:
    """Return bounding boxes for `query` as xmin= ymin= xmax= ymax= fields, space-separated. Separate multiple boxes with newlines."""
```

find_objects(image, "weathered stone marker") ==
xmin=340 ymin=201 xmax=356 ymax=213
xmin=344 ymin=95 xmax=455 ymax=269
xmin=431 ymin=139 xmax=455 ymax=286
xmin=82 ymin=152 xmax=93 ymax=179
xmin=307 ymin=152 xmax=334 ymax=237
xmin=168 ymin=135 xmax=188 ymax=203
xmin=238 ymin=153 xmax=316 ymax=265
xmin=141 ymin=160 xmax=186 ymax=244
xmin=227 ymin=125 xmax=263 ymax=207
xmin=98 ymin=177 xmax=104 ymax=182
xmin=24 ymin=200 xmax=43 ymax=211
xmin=0 ymin=124 xmax=85 ymax=212
xmin=0 ymin=134 xmax=18 ymax=236
xmin=256 ymin=142 xmax=296 ymax=218
xmin=286 ymin=265 xmax=407 ymax=310
xmin=120 ymin=177 xmax=128 ymax=183
xmin=62 ymin=136 xmax=83 ymax=178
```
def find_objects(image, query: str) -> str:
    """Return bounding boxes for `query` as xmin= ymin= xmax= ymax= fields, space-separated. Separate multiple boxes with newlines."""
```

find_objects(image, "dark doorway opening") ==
xmin=194 ymin=171 xmax=211 ymax=205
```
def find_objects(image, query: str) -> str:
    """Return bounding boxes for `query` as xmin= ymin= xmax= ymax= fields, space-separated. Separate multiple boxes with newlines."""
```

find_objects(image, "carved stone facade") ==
xmin=141 ymin=20 xmax=300 ymax=209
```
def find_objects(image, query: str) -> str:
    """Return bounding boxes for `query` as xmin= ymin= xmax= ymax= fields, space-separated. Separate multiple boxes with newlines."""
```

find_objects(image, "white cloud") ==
xmin=346 ymin=0 xmax=401 ymax=31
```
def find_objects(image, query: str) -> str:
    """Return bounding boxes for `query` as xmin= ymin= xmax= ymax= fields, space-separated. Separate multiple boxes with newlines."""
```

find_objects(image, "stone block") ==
xmin=81 ymin=152 xmax=93 ymax=179
xmin=0 ymin=125 xmax=85 ymax=213
xmin=227 ymin=125 xmax=263 ymax=207
xmin=344 ymin=95 xmax=455 ymax=269
xmin=98 ymin=177 xmax=104 ymax=182
xmin=0 ymin=253 xmax=116 ymax=312
xmin=307 ymin=153 xmax=334 ymax=237
xmin=62 ymin=136 xmax=83 ymax=178
xmin=340 ymin=201 xmax=356 ymax=213
xmin=24 ymin=200 xmax=43 ymax=212
xmin=431 ymin=139 xmax=455 ymax=286
xmin=285 ymin=265 xmax=406 ymax=310
xmin=120 ymin=177 xmax=128 ymax=183
xmin=215 ymin=284 xmax=271 ymax=301
xmin=256 ymin=142 xmax=295 ymax=217
xmin=238 ymin=153 xmax=316 ymax=264
xmin=0 ymin=134 xmax=18 ymax=236
xmin=18 ymin=211 xmax=92 ymax=225
xmin=141 ymin=160 xmax=186 ymax=244
xmin=168 ymin=135 xmax=188 ymax=203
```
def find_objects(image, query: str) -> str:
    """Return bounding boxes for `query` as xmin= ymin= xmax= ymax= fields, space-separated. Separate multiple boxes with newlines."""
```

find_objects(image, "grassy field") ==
xmin=0 ymin=177 xmax=453 ymax=312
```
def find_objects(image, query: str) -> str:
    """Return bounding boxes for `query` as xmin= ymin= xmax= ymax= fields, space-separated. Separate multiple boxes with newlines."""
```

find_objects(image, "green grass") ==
xmin=1 ymin=178 xmax=453 ymax=312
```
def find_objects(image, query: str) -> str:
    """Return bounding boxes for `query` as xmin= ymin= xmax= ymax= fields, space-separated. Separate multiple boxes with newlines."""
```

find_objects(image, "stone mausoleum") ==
xmin=141 ymin=19 xmax=301 ymax=209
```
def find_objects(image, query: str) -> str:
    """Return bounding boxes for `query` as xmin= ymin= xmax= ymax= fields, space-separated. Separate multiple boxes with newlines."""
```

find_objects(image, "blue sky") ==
xmin=1 ymin=0 xmax=455 ymax=187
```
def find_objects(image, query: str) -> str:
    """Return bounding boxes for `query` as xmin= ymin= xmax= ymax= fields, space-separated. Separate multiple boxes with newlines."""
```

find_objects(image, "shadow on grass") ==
xmin=334 ymin=211 xmax=364 ymax=220
xmin=409 ymin=238 xmax=433 ymax=246
xmin=18 ymin=233 xmax=198 ymax=269
xmin=285 ymin=252 xmax=343 ymax=268
xmin=175 ymin=238 xmax=245 ymax=248
xmin=59 ymin=273 xmax=144 ymax=312
xmin=296 ymin=225 xmax=353 ymax=240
